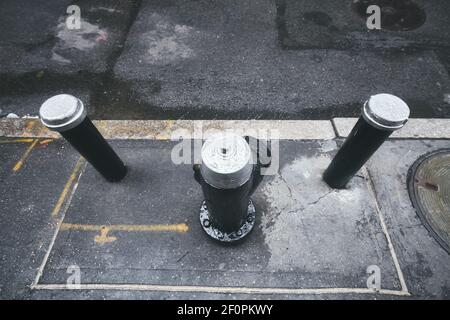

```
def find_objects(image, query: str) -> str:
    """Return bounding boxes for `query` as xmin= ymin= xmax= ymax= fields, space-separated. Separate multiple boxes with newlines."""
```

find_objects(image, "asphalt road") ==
xmin=0 ymin=0 xmax=449 ymax=119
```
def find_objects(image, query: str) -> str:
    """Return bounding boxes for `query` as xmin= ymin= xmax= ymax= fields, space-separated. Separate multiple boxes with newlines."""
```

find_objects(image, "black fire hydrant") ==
xmin=194 ymin=133 xmax=270 ymax=243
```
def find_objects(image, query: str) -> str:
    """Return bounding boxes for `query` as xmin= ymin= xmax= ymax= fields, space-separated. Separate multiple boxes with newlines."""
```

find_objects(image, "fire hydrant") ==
xmin=194 ymin=133 xmax=270 ymax=243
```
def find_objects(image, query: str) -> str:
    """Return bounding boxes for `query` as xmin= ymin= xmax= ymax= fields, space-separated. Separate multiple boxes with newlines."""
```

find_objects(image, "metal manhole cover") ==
xmin=353 ymin=0 xmax=426 ymax=31
xmin=407 ymin=149 xmax=450 ymax=254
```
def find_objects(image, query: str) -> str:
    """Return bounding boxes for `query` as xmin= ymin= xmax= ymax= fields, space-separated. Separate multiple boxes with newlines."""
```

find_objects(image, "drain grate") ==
xmin=352 ymin=0 xmax=426 ymax=31
xmin=407 ymin=149 xmax=450 ymax=254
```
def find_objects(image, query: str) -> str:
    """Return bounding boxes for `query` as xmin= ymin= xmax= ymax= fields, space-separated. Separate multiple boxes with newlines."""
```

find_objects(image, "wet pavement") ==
xmin=0 ymin=136 xmax=448 ymax=299
xmin=0 ymin=0 xmax=450 ymax=119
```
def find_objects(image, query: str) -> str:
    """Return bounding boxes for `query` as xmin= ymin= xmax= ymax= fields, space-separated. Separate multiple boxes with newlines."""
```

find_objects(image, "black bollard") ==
xmin=40 ymin=94 xmax=127 ymax=182
xmin=323 ymin=93 xmax=410 ymax=189
xmin=194 ymin=133 xmax=270 ymax=243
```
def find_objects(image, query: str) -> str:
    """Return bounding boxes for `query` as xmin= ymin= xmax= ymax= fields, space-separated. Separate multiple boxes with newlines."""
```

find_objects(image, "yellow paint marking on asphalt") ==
xmin=95 ymin=227 xmax=117 ymax=244
xmin=60 ymin=223 xmax=190 ymax=233
xmin=51 ymin=157 xmax=86 ymax=217
xmin=39 ymin=139 xmax=54 ymax=145
xmin=0 ymin=138 xmax=35 ymax=144
xmin=12 ymin=139 xmax=38 ymax=172
xmin=36 ymin=125 xmax=57 ymax=138
xmin=60 ymin=223 xmax=189 ymax=243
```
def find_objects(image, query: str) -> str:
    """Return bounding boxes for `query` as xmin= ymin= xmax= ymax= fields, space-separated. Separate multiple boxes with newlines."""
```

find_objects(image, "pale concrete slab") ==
xmin=0 ymin=119 xmax=335 ymax=140
xmin=333 ymin=118 xmax=450 ymax=139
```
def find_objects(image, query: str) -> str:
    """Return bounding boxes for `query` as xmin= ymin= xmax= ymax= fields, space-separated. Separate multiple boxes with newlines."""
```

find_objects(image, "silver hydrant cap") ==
xmin=200 ymin=133 xmax=253 ymax=189
xmin=39 ymin=94 xmax=87 ymax=132
xmin=363 ymin=93 xmax=410 ymax=131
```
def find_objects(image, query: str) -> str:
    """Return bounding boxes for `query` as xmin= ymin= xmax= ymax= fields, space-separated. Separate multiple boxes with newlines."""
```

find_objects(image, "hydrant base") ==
xmin=199 ymin=199 xmax=256 ymax=243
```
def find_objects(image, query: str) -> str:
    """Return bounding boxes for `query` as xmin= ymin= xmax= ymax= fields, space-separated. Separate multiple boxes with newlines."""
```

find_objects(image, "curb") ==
xmin=0 ymin=118 xmax=449 ymax=140
xmin=333 ymin=118 xmax=450 ymax=139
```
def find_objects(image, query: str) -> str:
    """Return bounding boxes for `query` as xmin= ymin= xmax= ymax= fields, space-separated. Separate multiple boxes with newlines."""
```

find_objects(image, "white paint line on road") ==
xmin=30 ymin=158 xmax=88 ymax=288
xmin=364 ymin=167 xmax=409 ymax=294
xmin=32 ymin=283 xmax=410 ymax=296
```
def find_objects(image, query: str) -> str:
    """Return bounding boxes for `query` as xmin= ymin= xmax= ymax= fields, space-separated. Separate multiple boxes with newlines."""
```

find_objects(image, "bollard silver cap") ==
xmin=39 ymin=94 xmax=87 ymax=132
xmin=362 ymin=93 xmax=410 ymax=131
xmin=200 ymin=133 xmax=253 ymax=189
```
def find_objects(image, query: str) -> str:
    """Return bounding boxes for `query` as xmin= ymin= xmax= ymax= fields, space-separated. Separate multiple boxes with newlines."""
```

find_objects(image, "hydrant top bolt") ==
xmin=362 ymin=93 xmax=410 ymax=131
xmin=39 ymin=94 xmax=87 ymax=132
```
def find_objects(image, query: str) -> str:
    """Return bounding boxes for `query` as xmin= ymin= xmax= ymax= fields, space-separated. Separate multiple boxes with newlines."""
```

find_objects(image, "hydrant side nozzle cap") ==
xmin=39 ymin=94 xmax=87 ymax=132
xmin=363 ymin=93 xmax=410 ymax=131
xmin=200 ymin=133 xmax=253 ymax=189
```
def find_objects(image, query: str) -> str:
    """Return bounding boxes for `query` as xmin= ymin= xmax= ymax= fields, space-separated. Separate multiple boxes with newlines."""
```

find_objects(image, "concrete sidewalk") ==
xmin=0 ymin=119 xmax=448 ymax=299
